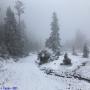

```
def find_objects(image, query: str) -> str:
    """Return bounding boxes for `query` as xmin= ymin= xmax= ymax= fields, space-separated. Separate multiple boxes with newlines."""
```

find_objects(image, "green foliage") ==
xmin=38 ymin=50 xmax=51 ymax=65
xmin=0 ymin=1 xmax=30 ymax=59
xmin=4 ymin=7 xmax=29 ymax=58
xmin=63 ymin=53 xmax=72 ymax=65
xmin=45 ymin=12 xmax=61 ymax=55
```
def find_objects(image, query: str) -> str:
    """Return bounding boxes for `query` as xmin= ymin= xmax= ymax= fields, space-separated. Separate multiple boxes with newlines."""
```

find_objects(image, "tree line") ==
xmin=0 ymin=0 xmax=29 ymax=59
xmin=0 ymin=0 xmax=89 ymax=60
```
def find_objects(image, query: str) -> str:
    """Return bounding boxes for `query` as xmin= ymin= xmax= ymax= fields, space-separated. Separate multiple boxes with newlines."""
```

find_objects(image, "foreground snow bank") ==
xmin=0 ymin=53 xmax=90 ymax=90
xmin=0 ymin=54 xmax=63 ymax=90
xmin=40 ymin=53 xmax=90 ymax=90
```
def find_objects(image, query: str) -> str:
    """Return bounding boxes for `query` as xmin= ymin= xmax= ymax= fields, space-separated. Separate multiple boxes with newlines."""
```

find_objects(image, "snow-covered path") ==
xmin=2 ymin=54 xmax=65 ymax=90
xmin=1 ymin=54 xmax=90 ymax=90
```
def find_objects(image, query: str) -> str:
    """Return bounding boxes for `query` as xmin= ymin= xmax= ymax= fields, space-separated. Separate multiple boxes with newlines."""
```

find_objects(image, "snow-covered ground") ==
xmin=0 ymin=53 xmax=90 ymax=90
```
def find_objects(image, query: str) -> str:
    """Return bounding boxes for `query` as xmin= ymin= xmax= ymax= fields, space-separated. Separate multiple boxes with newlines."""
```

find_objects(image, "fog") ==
xmin=1 ymin=0 xmax=90 ymax=43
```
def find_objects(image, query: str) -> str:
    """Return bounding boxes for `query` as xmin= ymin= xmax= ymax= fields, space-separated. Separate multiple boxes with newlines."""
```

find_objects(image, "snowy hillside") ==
xmin=0 ymin=53 xmax=90 ymax=90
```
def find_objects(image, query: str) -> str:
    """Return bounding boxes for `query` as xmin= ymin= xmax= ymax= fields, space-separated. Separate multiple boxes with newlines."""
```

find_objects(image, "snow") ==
xmin=0 ymin=53 xmax=90 ymax=90
xmin=76 ymin=62 xmax=90 ymax=79
xmin=40 ymin=53 xmax=89 ymax=74
xmin=0 ymin=54 xmax=60 ymax=90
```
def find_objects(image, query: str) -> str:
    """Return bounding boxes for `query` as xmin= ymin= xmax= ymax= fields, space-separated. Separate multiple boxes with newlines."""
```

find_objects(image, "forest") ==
xmin=0 ymin=0 xmax=90 ymax=90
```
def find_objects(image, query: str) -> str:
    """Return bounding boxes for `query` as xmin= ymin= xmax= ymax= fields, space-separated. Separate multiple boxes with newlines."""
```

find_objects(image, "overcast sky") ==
xmin=1 ymin=0 xmax=90 ymax=43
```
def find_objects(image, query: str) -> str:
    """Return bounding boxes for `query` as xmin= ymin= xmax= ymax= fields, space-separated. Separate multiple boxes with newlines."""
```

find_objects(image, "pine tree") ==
xmin=45 ymin=12 xmax=61 ymax=55
xmin=19 ymin=20 xmax=30 ymax=56
xmin=83 ymin=44 xmax=89 ymax=58
xmin=4 ymin=7 xmax=25 ymax=58
xmin=15 ymin=1 xmax=29 ymax=56
xmin=5 ymin=7 xmax=17 ymax=56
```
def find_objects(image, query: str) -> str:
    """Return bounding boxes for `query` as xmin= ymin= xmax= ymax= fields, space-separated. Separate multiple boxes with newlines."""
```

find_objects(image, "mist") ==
xmin=1 ymin=0 xmax=90 ymax=44
xmin=24 ymin=0 xmax=90 ymax=42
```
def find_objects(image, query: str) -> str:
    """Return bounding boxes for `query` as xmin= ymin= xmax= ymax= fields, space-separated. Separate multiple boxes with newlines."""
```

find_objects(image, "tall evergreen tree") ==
xmin=19 ymin=20 xmax=30 ymax=56
xmin=4 ymin=7 xmax=25 ymax=58
xmin=5 ymin=7 xmax=18 ymax=57
xmin=15 ymin=1 xmax=29 ymax=56
xmin=45 ymin=12 xmax=61 ymax=55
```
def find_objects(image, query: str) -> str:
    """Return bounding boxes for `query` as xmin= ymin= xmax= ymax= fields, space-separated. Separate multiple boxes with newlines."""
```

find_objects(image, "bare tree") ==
xmin=15 ymin=0 xmax=24 ymax=26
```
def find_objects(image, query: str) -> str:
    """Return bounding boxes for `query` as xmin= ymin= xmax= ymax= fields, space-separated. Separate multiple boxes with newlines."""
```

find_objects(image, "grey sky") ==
xmin=1 ymin=0 xmax=90 ymax=43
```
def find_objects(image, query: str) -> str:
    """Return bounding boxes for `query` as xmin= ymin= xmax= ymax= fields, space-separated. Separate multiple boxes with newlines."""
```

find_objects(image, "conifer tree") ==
xmin=83 ymin=44 xmax=89 ymax=58
xmin=4 ymin=7 xmax=25 ymax=58
xmin=45 ymin=12 xmax=61 ymax=55
xmin=15 ymin=1 xmax=29 ymax=56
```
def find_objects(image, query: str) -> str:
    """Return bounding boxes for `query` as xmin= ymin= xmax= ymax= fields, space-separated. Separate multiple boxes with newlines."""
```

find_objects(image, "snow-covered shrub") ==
xmin=38 ymin=50 xmax=51 ymax=65
xmin=62 ymin=53 xmax=72 ymax=65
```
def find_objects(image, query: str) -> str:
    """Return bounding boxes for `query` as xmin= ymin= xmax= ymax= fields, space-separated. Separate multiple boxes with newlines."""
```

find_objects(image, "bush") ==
xmin=63 ymin=53 xmax=72 ymax=65
xmin=38 ymin=50 xmax=51 ymax=65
